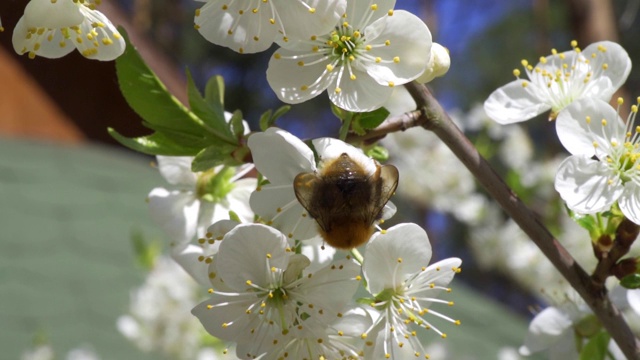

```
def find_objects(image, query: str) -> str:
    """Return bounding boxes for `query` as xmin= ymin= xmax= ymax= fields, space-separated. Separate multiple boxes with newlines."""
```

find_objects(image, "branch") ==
xmin=346 ymin=109 xmax=425 ymax=144
xmin=403 ymin=81 xmax=640 ymax=360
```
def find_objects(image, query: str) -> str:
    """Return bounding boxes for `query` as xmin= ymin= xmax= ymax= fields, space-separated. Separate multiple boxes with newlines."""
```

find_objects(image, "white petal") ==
xmin=156 ymin=156 xmax=198 ymax=186
xmin=328 ymin=68 xmax=393 ymax=112
xmin=216 ymin=224 xmax=289 ymax=289
xmin=554 ymin=155 xmax=623 ymax=214
xmin=275 ymin=0 xmax=346 ymax=44
xmin=12 ymin=16 xmax=75 ymax=59
xmin=70 ymin=8 xmax=125 ymax=60
xmin=582 ymin=41 xmax=632 ymax=100
xmin=148 ymin=188 xmax=199 ymax=245
xmin=413 ymin=258 xmax=462 ymax=293
xmin=267 ymin=47 xmax=336 ymax=104
xmin=300 ymin=236 xmax=336 ymax=274
xmin=296 ymin=258 xmax=360 ymax=313
xmin=24 ymin=0 xmax=83 ymax=28
xmin=363 ymin=11 xmax=432 ymax=84
xmin=195 ymin=0 xmax=278 ymax=54
xmin=192 ymin=293 xmax=261 ymax=341
xmin=484 ymin=80 xmax=550 ymax=124
xmin=519 ymin=306 xmax=573 ymax=355
xmin=548 ymin=330 xmax=580 ymax=360
xmin=556 ymin=98 xmax=624 ymax=156
xmin=170 ymin=244 xmax=211 ymax=287
xmin=249 ymin=184 xmax=319 ymax=240
xmin=312 ymin=137 xmax=377 ymax=175
xmin=247 ymin=128 xmax=315 ymax=184
xmin=364 ymin=223 xmax=432 ymax=295
xmin=226 ymin=177 xmax=257 ymax=223
xmin=619 ymin=182 xmax=640 ymax=225
xmin=346 ymin=0 xmax=396 ymax=29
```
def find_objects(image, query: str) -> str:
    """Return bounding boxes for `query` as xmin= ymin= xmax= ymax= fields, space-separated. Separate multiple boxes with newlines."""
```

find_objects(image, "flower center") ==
xmin=327 ymin=23 xmax=365 ymax=63
xmin=514 ymin=40 xmax=610 ymax=114
xmin=196 ymin=166 xmax=236 ymax=202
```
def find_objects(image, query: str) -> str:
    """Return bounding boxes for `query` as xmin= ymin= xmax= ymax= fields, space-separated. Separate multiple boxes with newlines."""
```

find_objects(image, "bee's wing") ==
xmin=293 ymin=171 xmax=322 ymax=219
xmin=369 ymin=164 xmax=399 ymax=222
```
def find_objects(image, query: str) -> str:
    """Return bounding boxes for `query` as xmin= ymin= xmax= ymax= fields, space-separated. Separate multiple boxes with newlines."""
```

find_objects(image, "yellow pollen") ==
xmin=375 ymin=57 xmax=381 ymax=63
xmin=350 ymin=74 xmax=356 ymax=80
xmin=522 ymin=81 xmax=529 ymax=88
xmin=246 ymin=280 xmax=252 ymax=285
xmin=397 ymin=257 xmax=403 ymax=263
xmin=441 ymin=334 xmax=447 ymax=339
xmin=274 ymin=53 xmax=281 ymax=59
xmin=602 ymin=63 xmax=609 ymax=70
xmin=365 ymin=45 xmax=372 ymax=51
xmin=602 ymin=119 xmax=607 ymax=126
xmin=513 ymin=69 xmax=521 ymax=77
xmin=221 ymin=4 xmax=228 ymax=10
xmin=393 ymin=56 xmax=400 ymax=63
xmin=586 ymin=116 xmax=591 ymax=124
xmin=335 ymin=87 xmax=341 ymax=94
xmin=380 ymin=229 xmax=387 ymax=234
xmin=207 ymin=304 xmax=213 ymax=309
xmin=297 ymin=61 xmax=304 ymax=66
xmin=388 ymin=9 xmax=394 ymax=15
xmin=618 ymin=97 xmax=624 ymax=105
xmin=300 ymin=85 xmax=308 ymax=91
xmin=308 ymin=7 xmax=316 ymax=13
xmin=388 ymin=81 xmax=395 ymax=87
xmin=371 ymin=4 xmax=378 ymax=10
xmin=385 ymin=40 xmax=391 ymax=46
xmin=269 ymin=18 xmax=275 ymax=24
xmin=571 ymin=40 xmax=578 ymax=48
xmin=326 ymin=64 xmax=334 ymax=71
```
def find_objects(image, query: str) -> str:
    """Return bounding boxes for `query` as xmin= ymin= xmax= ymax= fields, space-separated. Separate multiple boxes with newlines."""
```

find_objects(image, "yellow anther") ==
xmin=393 ymin=56 xmax=400 ymax=63
xmin=308 ymin=7 xmax=316 ymax=13
xmin=571 ymin=40 xmax=578 ymax=48
xmin=513 ymin=69 xmax=521 ymax=77
xmin=371 ymin=4 xmax=378 ymax=10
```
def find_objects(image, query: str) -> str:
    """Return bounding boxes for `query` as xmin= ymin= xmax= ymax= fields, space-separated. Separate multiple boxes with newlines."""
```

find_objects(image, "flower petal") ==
xmin=295 ymin=258 xmax=360 ymax=313
xmin=554 ymin=155 xmax=623 ymax=214
xmin=71 ymin=8 xmax=125 ymax=60
xmin=363 ymin=11 xmax=432 ymax=85
xmin=249 ymin=184 xmax=319 ymax=240
xmin=248 ymin=128 xmax=316 ymax=184
xmin=275 ymin=0 xmax=347 ymax=44
xmin=313 ymin=137 xmax=377 ymax=175
xmin=216 ymin=224 xmax=289 ymax=289
xmin=170 ymin=244 xmax=211 ymax=287
xmin=195 ymin=0 xmax=278 ymax=54
xmin=581 ymin=41 xmax=632 ymax=100
xmin=267 ymin=47 xmax=336 ymax=104
xmin=484 ymin=80 xmax=550 ymax=124
xmin=24 ymin=0 xmax=83 ymax=28
xmin=156 ymin=156 xmax=198 ymax=187
xmin=148 ymin=188 xmax=199 ymax=246
xmin=519 ymin=306 xmax=573 ymax=355
xmin=226 ymin=177 xmax=257 ymax=223
xmin=364 ymin=223 xmax=433 ymax=295
xmin=346 ymin=0 xmax=396 ymax=29
xmin=328 ymin=68 xmax=394 ymax=112
xmin=556 ymin=98 xmax=624 ymax=157
xmin=12 ymin=17 xmax=75 ymax=59
xmin=192 ymin=293 xmax=264 ymax=342
xmin=619 ymin=182 xmax=640 ymax=225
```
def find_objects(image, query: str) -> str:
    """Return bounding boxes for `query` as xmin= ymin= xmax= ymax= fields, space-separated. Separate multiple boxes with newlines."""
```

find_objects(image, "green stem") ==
xmin=338 ymin=115 xmax=353 ymax=141
xmin=350 ymin=248 xmax=364 ymax=265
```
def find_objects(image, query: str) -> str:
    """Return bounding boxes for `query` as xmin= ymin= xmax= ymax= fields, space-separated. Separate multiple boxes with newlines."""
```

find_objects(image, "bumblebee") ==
xmin=293 ymin=153 xmax=398 ymax=249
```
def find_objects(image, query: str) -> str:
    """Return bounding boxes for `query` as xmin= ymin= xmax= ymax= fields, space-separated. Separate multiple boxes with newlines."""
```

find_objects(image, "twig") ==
xmin=403 ymin=81 xmax=640 ymax=360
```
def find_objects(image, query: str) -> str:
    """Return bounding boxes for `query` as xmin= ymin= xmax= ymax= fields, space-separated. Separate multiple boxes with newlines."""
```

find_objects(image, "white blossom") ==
xmin=484 ymin=41 xmax=631 ymax=124
xmin=267 ymin=1 xmax=431 ymax=111
xmin=554 ymin=97 xmax=640 ymax=224
xmin=12 ymin=0 xmax=125 ymax=60
xmin=194 ymin=0 xmax=346 ymax=54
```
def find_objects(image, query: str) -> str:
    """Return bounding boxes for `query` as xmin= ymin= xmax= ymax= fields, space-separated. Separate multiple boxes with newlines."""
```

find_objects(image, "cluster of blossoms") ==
xmin=195 ymin=0 xmax=446 ymax=112
xmin=142 ymin=126 xmax=462 ymax=359
xmin=483 ymin=40 xmax=640 ymax=358
xmin=485 ymin=39 xmax=639 ymax=228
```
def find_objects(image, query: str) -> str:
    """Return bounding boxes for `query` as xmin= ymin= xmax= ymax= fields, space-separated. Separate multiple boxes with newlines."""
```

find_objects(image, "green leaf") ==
xmin=229 ymin=210 xmax=241 ymax=223
xmin=229 ymin=109 xmax=245 ymax=138
xmin=579 ymin=330 xmax=609 ymax=360
xmin=108 ymin=128 xmax=202 ymax=155
xmin=331 ymin=103 xmax=348 ymax=121
xmin=366 ymin=145 xmax=389 ymax=162
xmin=205 ymin=75 xmax=225 ymax=111
xmin=357 ymin=107 xmax=390 ymax=130
xmin=271 ymin=105 xmax=291 ymax=122
xmin=186 ymin=70 xmax=236 ymax=143
xmin=115 ymin=28 xmax=205 ymax=136
xmin=191 ymin=144 xmax=239 ymax=172
xmin=620 ymin=273 xmax=640 ymax=289
xmin=259 ymin=109 xmax=273 ymax=131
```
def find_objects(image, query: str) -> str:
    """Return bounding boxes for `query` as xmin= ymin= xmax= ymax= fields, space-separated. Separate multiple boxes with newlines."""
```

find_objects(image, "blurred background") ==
xmin=1 ymin=0 xmax=639 ymax=358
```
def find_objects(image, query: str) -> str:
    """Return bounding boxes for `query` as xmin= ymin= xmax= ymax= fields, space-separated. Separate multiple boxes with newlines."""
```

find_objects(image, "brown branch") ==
xmin=403 ymin=81 xmax=640 ymax=360
xmin=592 ymin=219 xmax=640 ymax=286
xmin=345 ymin=109 xmax=425 ymax=144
